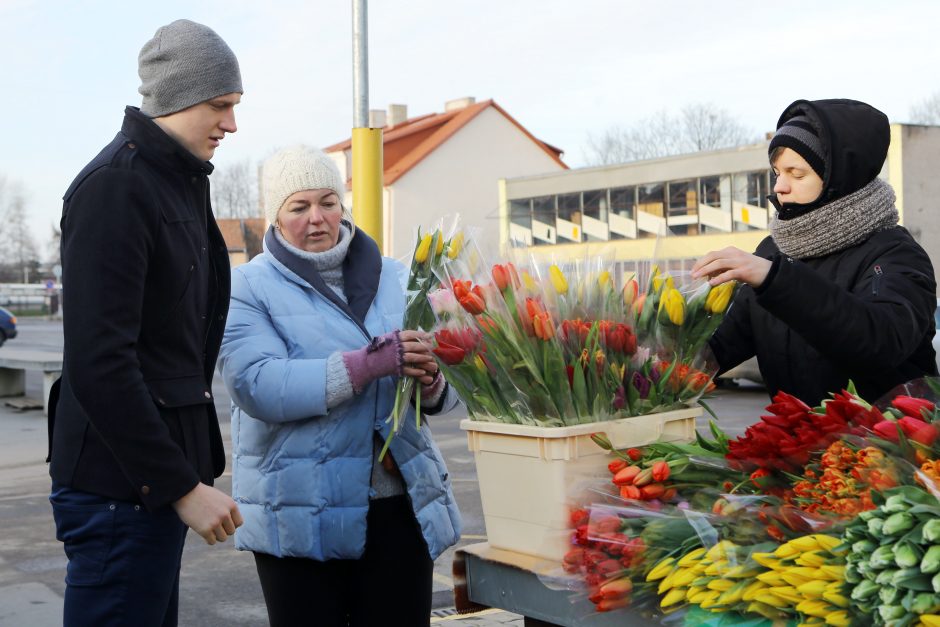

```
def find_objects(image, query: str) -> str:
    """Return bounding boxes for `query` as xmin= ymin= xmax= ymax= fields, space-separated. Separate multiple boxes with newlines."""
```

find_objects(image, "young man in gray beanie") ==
xmin=49 ymin=19 xmax=244 ymax=626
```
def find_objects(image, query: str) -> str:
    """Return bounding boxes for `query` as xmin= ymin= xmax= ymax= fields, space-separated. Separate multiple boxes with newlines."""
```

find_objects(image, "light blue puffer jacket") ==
xmin=218 ymin=239 xmax=461 ymax=561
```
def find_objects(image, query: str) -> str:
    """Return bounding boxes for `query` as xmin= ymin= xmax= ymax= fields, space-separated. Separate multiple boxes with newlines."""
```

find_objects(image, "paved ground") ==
xmin=0 ymin=318 xmax=769 ymax=626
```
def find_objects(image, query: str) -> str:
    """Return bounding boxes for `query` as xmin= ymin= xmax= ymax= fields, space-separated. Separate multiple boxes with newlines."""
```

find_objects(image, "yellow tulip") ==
xmin=522 ymin=271 xmax=537 ymax=291
xmin=706 ymin=579 xmax=734 ymax=592
xmin=796 ymin=580 xmax=828 ymax=598
xmin=774 ymin=543 xmax=801 ymax=559
xmin=769 ymin=585 xmax=803 ymax=604
xmin=754 ymin=592 xmax=789 ymax=609
xmin=705 ymin=540 xmax=737 ymax=563
xmin=751 ymin=553 xmax=780 ymax=569
xmin=677 ymin=547 xmax=707 ymax=568
xmin=822 ymin=591 xmax=849 ymax=608
xmin=704 ymin=281 xmax=735 ymax=314
xmin=795 ymin=599 xmax=831 ymax=618
xmin=414 ymin=233 xmax=432 ymax=263
xmin=795 ymin=551 xmax=827 ymax=568
xmin=598 ymin=270 xmax=611 ymax=289
xmin=434 ymin=230 xmax=444 ymax=255
xmin=824 ymin=610 xmax=851 ymax=627
xmin=473 ymin=355 xmax=487 ymax=374
xmin=549 ymin=265 xmax=568 ymax=294
xmin=646 ymin=557 xmax=676 ymax=581
xmin=659 ymin=288 xmax=686 ymax=325
xmin=670 ymin=568 xmax=698 ymax=589
xmin=447 ymin=232 xmax=464 ymax=259
xmin=787 ymin=536 xmax=823 ymax=553
xmin=660 ymin=587 xmax=686 ymax=607
xmin=816 ymin=565 xmax=845 ymax=581
xmin=623 ymin=278 xmax=639 ymax=307
xmin=742 ymin=580 xmax=767 ymax=601
xmin=756 ymin=571 xmax=787 ymax=586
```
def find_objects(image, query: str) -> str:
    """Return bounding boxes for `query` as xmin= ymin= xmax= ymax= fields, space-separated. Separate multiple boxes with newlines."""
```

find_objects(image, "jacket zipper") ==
xmin=872 ymin=264 xmax=883 ymax=296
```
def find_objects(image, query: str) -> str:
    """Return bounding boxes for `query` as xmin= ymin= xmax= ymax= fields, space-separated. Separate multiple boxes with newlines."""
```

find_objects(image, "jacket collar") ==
xmin=263 ymin=223 xmax=382 ymax=336
xmin=121 ymin=106 xmax=214 ymax=176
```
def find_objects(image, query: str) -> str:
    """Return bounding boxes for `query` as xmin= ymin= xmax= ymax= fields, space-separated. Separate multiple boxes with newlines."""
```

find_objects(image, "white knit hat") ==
xmin=262 ymin=145 xmax=346 ymax=225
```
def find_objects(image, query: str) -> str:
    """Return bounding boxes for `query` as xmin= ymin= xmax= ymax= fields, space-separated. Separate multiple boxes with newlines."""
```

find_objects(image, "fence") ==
xmin=0 ymin=283 xmax=61 ymax=315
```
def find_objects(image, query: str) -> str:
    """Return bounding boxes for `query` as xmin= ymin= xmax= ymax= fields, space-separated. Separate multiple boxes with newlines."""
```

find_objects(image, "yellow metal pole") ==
xmin=351 ymin=127 xmax=384 ymax=253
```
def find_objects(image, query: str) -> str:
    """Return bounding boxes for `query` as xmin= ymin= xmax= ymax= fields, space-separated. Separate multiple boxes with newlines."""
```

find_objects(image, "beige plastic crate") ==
xmin=461 ymin=406 xmax=701 ymax=562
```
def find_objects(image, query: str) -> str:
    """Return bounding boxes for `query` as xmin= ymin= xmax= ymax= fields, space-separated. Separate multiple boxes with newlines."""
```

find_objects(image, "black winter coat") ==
xmin=710 ymin=228 xmax=937 ymax=406
xmin=49 ymin=107 xmax=230 ymax=510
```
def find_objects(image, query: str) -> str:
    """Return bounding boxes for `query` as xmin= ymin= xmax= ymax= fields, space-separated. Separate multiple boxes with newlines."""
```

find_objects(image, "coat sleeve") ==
xmin=61 ymin=168 xmax=200 ymax=510
xmin=219 ymin=269 xmax=331 ymax=423
xmin=755 ymin=238 xmax=936 ymax=371
xmin=708 ymin=285 xmax=758 ymax=375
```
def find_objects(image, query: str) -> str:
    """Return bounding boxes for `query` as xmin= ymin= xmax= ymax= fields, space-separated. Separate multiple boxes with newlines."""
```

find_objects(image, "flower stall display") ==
xmin=553 ymin=377 xmax=940 ymax=627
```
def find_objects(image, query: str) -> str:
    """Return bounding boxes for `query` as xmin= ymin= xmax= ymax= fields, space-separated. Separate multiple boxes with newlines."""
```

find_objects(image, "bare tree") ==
xmin=211 ymin=158 xmax=261 ymax=219
xmin=909 ymin=92 xmax=940 ymax=124
xmin=584 ymin=102 xmax=758 ymax=166
xmin=0 ymin=183 xmax=39 ymax=283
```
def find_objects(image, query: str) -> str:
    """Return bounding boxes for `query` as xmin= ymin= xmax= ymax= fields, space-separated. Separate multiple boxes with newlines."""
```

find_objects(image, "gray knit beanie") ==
xmin=768 ymin=114 xmax=826 ymax=180
xmin=138 ymin=19 xmax=243 ymax=118
xmin=262 ymin=146 xmax=347 ymax=225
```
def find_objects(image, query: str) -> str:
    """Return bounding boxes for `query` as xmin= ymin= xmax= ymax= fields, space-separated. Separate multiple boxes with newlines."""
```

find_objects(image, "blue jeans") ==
xmin=50 ymin=484 xmax=188 ymax=627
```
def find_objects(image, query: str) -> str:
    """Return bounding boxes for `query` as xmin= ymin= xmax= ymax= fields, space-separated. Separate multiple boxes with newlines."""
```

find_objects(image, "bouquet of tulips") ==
xmin=380 ymin=219 xmax=467 ymax=459
xmin=426 ymin=244 xmax=739 ymax=425
xmin=554 ymin=377 xmax=940 ymax=626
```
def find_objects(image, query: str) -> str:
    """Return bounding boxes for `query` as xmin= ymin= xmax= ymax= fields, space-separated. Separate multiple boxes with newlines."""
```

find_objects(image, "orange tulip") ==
xmin=492 ymin=264 xmax=511 ymax=291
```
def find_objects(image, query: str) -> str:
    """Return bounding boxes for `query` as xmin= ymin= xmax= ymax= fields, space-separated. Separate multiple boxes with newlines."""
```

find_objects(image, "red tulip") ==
xmin=492 ymin=264 xmax=510 ymax=291
xmin=873 ymin=420 xmax=901 ymax=442
xmin=608 ymin=458 xmax=628 ymax=474
xmin=651 ymin=460 xmax=670 ymax=482
xmin=626 ymin=448 xmax=643 ymax=461
xmin=640 ymin=483 xmax=665 ymax=500
xmin=619 ymin=485 xmax=641 ymax=500
xmin=898 ymin=416 xmax=940 ymax=446
xmin=612 ymin=465 xmax=641 ymax=486
xmin=432 ymin=341 xmax=466 ymax=366
xmin=893 ymin=395 xmax=936 ymax=419
xmin=458 ymin=292 xmax=486 ymax=315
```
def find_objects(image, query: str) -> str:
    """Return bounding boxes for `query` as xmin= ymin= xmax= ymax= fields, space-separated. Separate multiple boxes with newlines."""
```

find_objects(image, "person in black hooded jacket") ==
xmin=691 ymin=99 xmax=938 ymax=406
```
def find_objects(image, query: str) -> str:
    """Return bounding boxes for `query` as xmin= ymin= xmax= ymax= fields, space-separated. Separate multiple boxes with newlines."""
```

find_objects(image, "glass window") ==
xmin=557 ymin=193 xmax=581 ymax=224
xmin=532 ymin=195 xmax=555 ymax=226
xmin=700 ymin=176 xmax=720 ymax=207
xmin=667 ymin=180 xmax=696 ymax=216
xmin=582 ymin=190 xmax=608 ymax=221
xmin=637 ymin=183 xmax=664 ymax=217
xmin=509 ymin=198 xmax=531 ymax=229
xmin=610 ymin=187 xmax=635 ymax=220
xmin=732 ymin=170 xmax=771 ymax=232
xmin=637 ymin=183 xmax=664 ymax=239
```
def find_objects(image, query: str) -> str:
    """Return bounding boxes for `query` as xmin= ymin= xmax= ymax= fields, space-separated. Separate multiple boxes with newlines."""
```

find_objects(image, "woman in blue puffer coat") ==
xmin=219 ymin=145 xmax=461 ymax=627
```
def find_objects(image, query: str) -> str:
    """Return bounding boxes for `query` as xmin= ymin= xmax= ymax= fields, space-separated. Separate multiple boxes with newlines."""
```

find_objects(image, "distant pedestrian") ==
xmin=219 ymin=145 xmax=461 ymax=627
xmin=692 ymin=98 xmax=938 ymax=405
xmin=48 ymin=19 xmax=244 ymax=627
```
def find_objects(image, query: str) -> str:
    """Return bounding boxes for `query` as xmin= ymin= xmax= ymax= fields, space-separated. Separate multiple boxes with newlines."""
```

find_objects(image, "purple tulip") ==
xmin=631 ymin=372 xmax=651 ymax=399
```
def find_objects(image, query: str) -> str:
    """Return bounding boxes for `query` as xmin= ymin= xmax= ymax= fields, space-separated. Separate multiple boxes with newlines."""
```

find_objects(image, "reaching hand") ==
xmin=691 ymin=247 xmax=773 ymax=288
xmin=172 ymin=483 xmax=243 ymax=545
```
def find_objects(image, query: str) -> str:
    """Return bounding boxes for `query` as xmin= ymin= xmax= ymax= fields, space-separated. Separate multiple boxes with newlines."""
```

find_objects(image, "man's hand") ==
xmin=691 ymin=247 xmax=773 ymax=288
xmin=172 ymin=483 xmax=243 ymax=545
xmin=400 ymin=330 xmax=438 ymax=384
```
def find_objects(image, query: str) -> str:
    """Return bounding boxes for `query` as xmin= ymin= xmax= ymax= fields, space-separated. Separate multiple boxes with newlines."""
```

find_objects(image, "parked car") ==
xmin=0 ymin=306 xmax=16 ymax=347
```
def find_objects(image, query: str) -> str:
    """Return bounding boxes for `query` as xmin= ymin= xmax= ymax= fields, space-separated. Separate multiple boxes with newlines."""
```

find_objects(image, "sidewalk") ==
xmin=0 ymin=387 xmax=524 ymax=627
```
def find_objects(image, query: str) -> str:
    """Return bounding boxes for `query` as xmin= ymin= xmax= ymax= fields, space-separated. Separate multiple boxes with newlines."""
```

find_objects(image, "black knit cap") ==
xmin=768 ymin=115 xmax=826 ymax=180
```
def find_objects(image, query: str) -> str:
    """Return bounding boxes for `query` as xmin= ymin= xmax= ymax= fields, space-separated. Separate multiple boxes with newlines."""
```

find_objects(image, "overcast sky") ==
xmin=2 ymin=0 xmax=939 ymax=254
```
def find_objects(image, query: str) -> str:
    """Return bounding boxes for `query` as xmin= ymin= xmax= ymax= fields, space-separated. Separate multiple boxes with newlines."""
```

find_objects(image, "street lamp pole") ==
xmin=351 ymin=0 xmax=384 ymax=253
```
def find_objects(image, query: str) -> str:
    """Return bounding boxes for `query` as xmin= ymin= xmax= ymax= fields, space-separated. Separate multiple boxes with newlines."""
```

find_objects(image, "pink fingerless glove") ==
xmin=341 ymin=331 xmax=404 ymax=394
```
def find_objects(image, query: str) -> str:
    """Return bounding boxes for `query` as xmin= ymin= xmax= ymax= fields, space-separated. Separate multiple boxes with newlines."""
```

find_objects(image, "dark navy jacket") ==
xmin=49 ymin=107 xmax=230 ymax=510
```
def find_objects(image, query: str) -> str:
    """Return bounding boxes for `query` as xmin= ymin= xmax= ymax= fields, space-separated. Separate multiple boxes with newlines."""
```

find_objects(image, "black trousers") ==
xmin=253 ymin=495 xmax=434 ymax=627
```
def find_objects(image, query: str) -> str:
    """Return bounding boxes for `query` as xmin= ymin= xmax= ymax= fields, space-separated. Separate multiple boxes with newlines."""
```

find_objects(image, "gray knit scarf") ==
xmin=770 ymin=178 xmax=899 ymax=259
xmin=274 ymin=224 xmax=353 ymax=301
